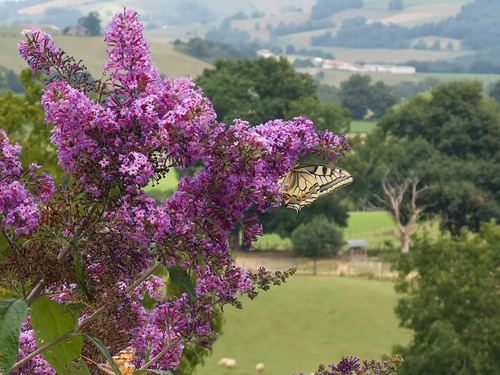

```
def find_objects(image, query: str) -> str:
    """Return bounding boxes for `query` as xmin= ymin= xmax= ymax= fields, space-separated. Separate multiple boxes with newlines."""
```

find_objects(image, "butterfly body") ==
xmin=97 ymin=346 xmax=136 ymax=375
xmin=279 ymin=165 xmax=353 ymax=214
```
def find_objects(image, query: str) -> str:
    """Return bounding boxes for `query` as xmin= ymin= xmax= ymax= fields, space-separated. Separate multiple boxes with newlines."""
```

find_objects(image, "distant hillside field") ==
xmin=17 ymin=0 xmax=98 ymax=15
xmin=0 ymin=31 xmax=211 ymax=78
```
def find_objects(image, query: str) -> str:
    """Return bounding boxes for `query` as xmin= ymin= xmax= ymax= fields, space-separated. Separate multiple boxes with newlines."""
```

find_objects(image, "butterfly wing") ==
xmin=280 ymin=166 xmax=321 ymax=213
xmin=304 ymin=165 xmax=353 ymax=196
xmin=97 ymin=347 xmax=136 ymax=375
xmin=280 ymin=165 xmax=353 ymax=214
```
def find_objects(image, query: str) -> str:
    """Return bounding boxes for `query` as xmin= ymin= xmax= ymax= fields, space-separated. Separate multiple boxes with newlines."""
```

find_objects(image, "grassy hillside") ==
xmin=197 ymin=274 xmax=411 ymax=375
xmin=0 ymin=30 xmax=211 ymax=79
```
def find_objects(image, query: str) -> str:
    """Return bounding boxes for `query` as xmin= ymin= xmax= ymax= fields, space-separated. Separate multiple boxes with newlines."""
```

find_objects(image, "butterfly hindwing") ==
xmin=280 ymin=165 xmax=353 ymax=214
xmin=97 ymin=346 xmax=136 ymax=375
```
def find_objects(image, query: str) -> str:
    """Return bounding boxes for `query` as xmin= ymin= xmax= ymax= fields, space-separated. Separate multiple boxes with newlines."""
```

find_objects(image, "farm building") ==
xmin=346 ymin=239 xmax=368 ymax=257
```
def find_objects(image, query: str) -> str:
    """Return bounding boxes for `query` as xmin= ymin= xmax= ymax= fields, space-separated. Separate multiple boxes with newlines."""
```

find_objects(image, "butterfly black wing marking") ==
xmin=279 ymin=165 xmax=353 ymax=215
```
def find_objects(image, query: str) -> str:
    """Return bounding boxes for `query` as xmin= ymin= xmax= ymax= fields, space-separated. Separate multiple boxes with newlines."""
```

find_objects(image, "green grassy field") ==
xmin=350 ymin=120 xmax=377 ymax=133
xmin=197 ymin=274 xmax=412 ymax=375
xmin=252 ymin=211 xmax=398 ymax=251
xmin=344 ymin=211 xmax=397 ymax=248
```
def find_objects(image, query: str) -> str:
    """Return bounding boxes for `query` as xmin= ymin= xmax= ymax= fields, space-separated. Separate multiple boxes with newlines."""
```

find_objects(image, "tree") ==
xmin=412 ymin=39 xmax=427 ymax=49
xmin=339 ymin=74 xmax=372 ymax=120
xmin=259 ymin=191 xmax=350 ymax=241
xmin=393 ymin=222 xmax=500 ymax=374
xmin=378 ymin=81 xmax=500 ymax=234
xmin=339 ymin=75 xmax=396 ymax=120
xmin=173 ymin=37 xmax=255 ymax=63
xmin=344 ymin=130 xmax=439 ymax=251
xmin=205 ymin=19 xmax=251 ymax=48
xmin=369 ymin=81 xmax=398 ymax=119
xmin=430 ymin=40 xmax=440 ymax=50
xmin=77 ymin=11 xmax=101 ymax=36
xmin=1 ymin=11 xmax=368 ymax=375
xmin=392 ymin=77 xmax=440 ymax=100
xmin=0 ymin=70 xmax=8 ymax=94
xmin=285 ymin=97 xmax=351 ymax=134
xmin=389 ymin=0 xmax=404 ymax=11
xmin=371 ymin=172 xmax=434 ymax=252
xmin=195 ymin=57 xmax=317 ymax=124
xmin=0 ymin=69 xmax=64 ymax=183
xmin=291 ymin=215 xmax=344 ymax=274
xmin=0 ymin=67 xmax=23 ymax=93
xmin=310 ymin=0 xmax=363 ymax=20
xmin=488 ymin=79 xmax=500 ymax=101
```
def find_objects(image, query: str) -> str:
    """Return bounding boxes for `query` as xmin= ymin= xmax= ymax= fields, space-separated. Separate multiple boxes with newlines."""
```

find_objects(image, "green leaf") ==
xmin=73 ymin=246 xmax=92 ymax=303
xmin=30 ymin=296 xmax=89 ymax=375
xmin=0 ymin=298 xmax=28 ymax=374
xmin=167 ymin=266 xmax=196 ymax=301
xmin=83 ymin=333 xmax=122 ymax=375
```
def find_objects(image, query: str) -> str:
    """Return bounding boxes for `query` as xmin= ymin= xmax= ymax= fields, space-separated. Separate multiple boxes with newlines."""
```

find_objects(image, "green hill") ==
xmin=1 ymin=30 xmax=211 ymax=79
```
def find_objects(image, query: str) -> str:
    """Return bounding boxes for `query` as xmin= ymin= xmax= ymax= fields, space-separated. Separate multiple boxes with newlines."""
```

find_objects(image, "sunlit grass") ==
xmin=197 ymin=274 xmax=411 ymax=375
xmin=350 ymin=120 xmax=377 ymax=133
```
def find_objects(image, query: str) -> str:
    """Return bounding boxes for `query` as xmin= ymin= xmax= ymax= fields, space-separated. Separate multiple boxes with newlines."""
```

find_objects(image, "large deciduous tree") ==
xmin=393 ymin=222 xmax=500 ymax=374
xmin=195 ymin=57 xmax=316 ymax=124
xmin=377 ymin=81 xmax=500 ymax=234
xmin=77 ymin=11 xmax=101 ymax=36
xmin=339 ymin=74 xmax=397 ymax=120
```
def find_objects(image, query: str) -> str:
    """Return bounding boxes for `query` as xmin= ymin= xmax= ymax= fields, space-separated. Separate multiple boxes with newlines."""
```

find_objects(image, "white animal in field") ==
xmin=218 ymin=358 xmax=236 ymax=369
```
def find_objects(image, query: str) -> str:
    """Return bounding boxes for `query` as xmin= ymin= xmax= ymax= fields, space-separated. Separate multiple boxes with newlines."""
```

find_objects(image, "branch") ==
xmin=26 ymin=199 xmax=104 ymax=306
xmin=9 ymin=331 xmax=78 ymax=373
xmin=125 ymin=261 xmax=163 ymax=294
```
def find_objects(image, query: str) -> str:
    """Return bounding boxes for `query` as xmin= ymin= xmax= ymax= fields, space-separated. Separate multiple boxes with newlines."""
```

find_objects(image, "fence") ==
xmin=235 ymin=253 xmax=397 ymax=278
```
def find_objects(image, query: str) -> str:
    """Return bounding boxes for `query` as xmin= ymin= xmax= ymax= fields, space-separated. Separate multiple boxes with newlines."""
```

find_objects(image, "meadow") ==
xmin=249 ymin=211 xmax=399 ymax=252
xmin=197 ymin=274 xmax=412 ymax=375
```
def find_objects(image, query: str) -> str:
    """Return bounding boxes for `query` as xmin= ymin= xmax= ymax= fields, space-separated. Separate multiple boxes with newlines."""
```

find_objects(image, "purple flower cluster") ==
xmin=13 ymin=7 xmax=352 ymax=374
xmin=329 ymin=356 xmax=361 ymax=374
xmin=18 ymin=28 xmax=62 ymax=75
xmin=0 ymin=131 xmax=55 ymax=236
xmin=294 ymin=355 xmax=403 ymax=375
xmin=12 ymin=317 xmax=57 ymax=375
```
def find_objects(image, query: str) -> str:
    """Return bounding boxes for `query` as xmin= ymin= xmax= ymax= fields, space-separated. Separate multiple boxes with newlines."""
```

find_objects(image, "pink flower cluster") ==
xmin=14 ymin=8 xmax=351 ymax=373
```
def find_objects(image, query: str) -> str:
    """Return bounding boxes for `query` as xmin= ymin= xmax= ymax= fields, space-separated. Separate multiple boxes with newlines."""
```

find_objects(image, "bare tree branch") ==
xmin=371 ymin=171 xmax=436 ymax=252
